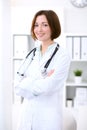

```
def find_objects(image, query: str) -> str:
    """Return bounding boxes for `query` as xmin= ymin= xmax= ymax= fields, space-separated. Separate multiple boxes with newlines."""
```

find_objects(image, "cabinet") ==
xmin=66 ymin=36 xmax=87 ymax=61
xmin=12 ymin=34 xmax=35 ymax=103
xmin=65 ymin=35 xmax=87 ymax=108
xmin=65 ymin=82 xmax=87 ymax=108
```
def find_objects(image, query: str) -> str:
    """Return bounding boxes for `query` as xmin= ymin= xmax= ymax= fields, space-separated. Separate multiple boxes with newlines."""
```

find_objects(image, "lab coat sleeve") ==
xmin=15 ymin=52 xmax=70 ymax=99
xmin=31 ymin=53 xmax=70 ymax=95
xmin=15 ymin=77 xmax=36 ymax=99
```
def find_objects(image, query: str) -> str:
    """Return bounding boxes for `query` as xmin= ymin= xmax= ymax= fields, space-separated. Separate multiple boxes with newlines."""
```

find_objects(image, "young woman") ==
xmin=15 ymin=10 xmax=70 ymax=130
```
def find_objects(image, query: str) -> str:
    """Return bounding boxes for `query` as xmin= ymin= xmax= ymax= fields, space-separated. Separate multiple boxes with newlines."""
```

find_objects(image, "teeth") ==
xmin=38 ymin=34 xmax=43 ymax=37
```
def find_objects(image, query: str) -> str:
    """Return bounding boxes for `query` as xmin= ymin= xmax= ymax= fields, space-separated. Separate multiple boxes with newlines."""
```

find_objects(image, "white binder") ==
xmin=81 ymin=37 xmax=87 ymax=60
xmin=13 ymin=35 xmax=29 ymax=58
xmin=66 ymin=37 xmax=72 ymax=59
xmin=73 ymin=37 xmax=80 ymax=60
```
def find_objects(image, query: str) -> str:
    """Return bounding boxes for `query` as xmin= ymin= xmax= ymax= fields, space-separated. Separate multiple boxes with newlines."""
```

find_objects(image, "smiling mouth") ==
xmin=37 ymin=34 xmax=44 ymax=37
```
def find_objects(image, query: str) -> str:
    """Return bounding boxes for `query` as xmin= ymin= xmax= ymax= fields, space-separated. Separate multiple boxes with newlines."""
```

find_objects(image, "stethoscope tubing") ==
xmin=17 ymin=44 xmax=59 ymax=77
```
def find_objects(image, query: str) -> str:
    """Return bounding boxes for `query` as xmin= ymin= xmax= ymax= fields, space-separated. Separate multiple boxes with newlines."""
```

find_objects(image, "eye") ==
xmin=34 ymin=24 xmax=38 ymax=27
xmin=42 ymin=23 xmax=48 ymax=27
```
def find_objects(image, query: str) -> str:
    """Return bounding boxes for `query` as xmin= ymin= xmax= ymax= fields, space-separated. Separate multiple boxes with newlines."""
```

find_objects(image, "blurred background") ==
xmin=0 ymin=0 xmax=87 ymax=130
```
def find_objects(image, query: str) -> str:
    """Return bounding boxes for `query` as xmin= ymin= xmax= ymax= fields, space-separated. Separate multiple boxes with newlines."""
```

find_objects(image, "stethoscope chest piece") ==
xmin=41 ymin=68 xmax=47 ymax=77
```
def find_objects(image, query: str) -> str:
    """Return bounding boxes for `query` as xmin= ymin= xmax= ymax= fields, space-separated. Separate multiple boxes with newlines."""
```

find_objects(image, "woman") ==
xmin=15 ymin=10 xmax=70 ymax=130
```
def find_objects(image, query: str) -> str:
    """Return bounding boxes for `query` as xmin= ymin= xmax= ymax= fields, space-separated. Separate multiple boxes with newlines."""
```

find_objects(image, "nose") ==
xmin=38 ymin=25 xmax=43 ymax=31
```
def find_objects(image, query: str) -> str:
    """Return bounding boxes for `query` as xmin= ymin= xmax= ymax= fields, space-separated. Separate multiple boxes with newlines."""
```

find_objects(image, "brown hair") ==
xmin=31 ymin=10 xmax=61 ymax=40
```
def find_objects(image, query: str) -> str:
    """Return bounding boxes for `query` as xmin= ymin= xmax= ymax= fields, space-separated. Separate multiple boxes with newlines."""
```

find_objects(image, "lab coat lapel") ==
xmin=39 ymin=52 xmax=52 ymax=67
xmin=35 ymin=43 xmax=57 ymax=67
xmin=34 ymin=47 xmax=52 ymax=67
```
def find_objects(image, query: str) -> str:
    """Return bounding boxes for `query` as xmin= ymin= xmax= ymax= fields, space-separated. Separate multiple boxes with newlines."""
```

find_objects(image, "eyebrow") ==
xmin=35 ymin=22 xmax=48 ymax=24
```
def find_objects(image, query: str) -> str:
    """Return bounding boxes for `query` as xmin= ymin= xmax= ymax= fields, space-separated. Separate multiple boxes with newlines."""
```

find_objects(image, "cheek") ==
xmin=33 ymin=29 xmax=37 ymax=37
xmin=33 ymin=28 xmax=36 ymax=34
xmin=47 ymin=28 xmax=52 ymax=34
xmin=46 ymin=29 xmax=52 ymax=37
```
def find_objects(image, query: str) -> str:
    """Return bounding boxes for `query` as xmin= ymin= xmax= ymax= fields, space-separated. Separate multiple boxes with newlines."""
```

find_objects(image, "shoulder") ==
xmin=55 ymin=43 xmax=71 ymax=64
xmin=55 ymin=42 xmax=69 ymax=56
xmin=59 ymin=45 xmax=69 ymax=57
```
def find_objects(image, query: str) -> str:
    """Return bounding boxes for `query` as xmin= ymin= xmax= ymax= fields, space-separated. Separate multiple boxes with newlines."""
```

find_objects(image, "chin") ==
xmin=38 ymin=37 xmax=45 ymax=41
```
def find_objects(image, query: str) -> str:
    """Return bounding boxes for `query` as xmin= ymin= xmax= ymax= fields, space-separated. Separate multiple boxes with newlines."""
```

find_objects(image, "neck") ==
xmin=41 ymin=40 xmax=54 ymax=54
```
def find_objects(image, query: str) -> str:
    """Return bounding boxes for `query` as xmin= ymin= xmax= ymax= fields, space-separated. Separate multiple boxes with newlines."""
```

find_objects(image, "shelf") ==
xmin=66 ymin=36 xmax=87 ymax=61
xmin=65 ymin=35 xmax=87 ymax=110
xmin=13 ymin=57 xmax=24 ymax=60
xmin=71 ymin=60 xmax=87 ymax=62
xmin=66 ymin=81 xmax=87 ymax=87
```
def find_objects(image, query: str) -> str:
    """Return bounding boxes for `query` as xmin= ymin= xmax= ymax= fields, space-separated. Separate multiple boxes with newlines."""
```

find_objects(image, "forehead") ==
xmin=35 ymin=15 xmax=48 ymax=23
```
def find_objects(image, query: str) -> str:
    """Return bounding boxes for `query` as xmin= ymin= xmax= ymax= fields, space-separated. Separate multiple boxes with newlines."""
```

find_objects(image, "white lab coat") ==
xmin=15 ymin=42 xmax=70 ymax=130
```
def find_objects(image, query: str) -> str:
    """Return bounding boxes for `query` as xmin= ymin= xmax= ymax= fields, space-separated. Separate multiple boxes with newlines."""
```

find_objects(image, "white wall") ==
xmin=0 ymin=0 xmax=87 ymax=130
xmin=64 ymin=8 xmax=87 ymax=34
xmin=11 ymin=0 xmax=87 ymax=49
xmin=11 ymin=0 xmax=87 ymax=35
xmin=0 ymin=0 xmax=12 ymax=130
xmin=0 ymin=1 xmax=4 ymax=129
xmin=11 ymin=6 xmax=64 ymax=34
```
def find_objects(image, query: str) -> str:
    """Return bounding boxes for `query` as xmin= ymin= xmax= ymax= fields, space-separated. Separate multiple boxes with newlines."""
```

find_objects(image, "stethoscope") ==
xmin=17 ymin=44 xmax=59 ymax=77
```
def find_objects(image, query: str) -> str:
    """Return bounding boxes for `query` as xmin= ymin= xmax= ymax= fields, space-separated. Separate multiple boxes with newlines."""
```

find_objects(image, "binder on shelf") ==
xmin=66 ymin=99 xmax=73 ymax=107
xmin=81 ymin=37 xmax=87 ymax=60
xmin=66 ymin=37 xmax=73 ymax=59
xmin=74 ymin=87 xmax=87 ymax=107
xmin=76 ymin=88 xmax=87 ymax=99
xmin=13 ymin=35 xmax=29 ymax=58
xmin=74 ymin=97 xmax=87 ymax=107
xmin=73 ymin=37 xmax=80 ymax=60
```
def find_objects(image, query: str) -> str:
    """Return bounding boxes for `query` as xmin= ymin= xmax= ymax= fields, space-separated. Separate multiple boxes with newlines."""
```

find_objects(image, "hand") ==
xmin=47 ymin=69 xmax=55 ymax=77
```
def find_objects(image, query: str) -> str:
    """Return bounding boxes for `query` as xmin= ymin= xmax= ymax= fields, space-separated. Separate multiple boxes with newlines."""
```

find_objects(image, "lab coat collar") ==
xmin=35 ymin=42 xmax=57 ymax=67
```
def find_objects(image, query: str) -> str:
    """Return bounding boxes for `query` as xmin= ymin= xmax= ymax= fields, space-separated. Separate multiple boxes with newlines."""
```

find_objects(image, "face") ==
xmin=34 ymin=15 xmax=52 ymax=42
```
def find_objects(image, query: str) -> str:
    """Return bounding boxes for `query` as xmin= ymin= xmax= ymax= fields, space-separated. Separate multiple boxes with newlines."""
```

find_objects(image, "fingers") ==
xmin=47 ymin=69 xmax=55 ymax=77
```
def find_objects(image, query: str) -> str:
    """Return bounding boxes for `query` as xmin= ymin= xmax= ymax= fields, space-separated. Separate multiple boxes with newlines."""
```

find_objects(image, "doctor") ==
xmin=15 ymin=10 xmax=70 ymax=130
